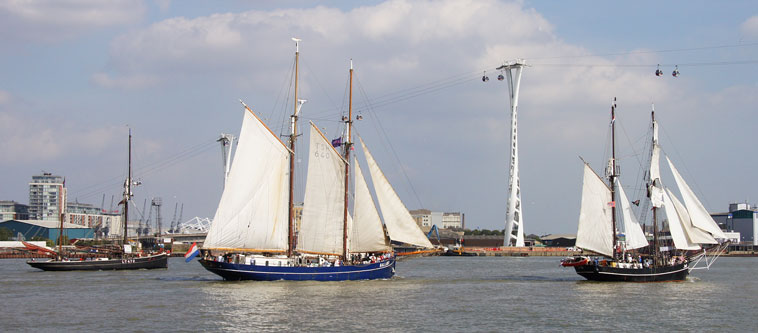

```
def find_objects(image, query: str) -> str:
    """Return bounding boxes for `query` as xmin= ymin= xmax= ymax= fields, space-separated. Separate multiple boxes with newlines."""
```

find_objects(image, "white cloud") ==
xmin=741 ymin=15 xmax=758 ymax=39
xmin=0 ymin=90 xmax=10 ymax=104
xmin=0 ymin=0 xmax=145 ymax=43
xmin=0 ymin=108 xmax=122 ymax=165
xmin=91 ymin=72 xmax=159 ymax=89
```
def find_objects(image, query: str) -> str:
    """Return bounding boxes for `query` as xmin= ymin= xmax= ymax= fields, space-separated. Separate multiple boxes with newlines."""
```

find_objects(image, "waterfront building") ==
xmin=0 ymin=219 xmax=94 ymax=242
xmin=409 ymin=209 xmax=464 ymax=229
xmin=712 ymin=203 xmax=757 ymax=245
xmin=0 ymin=201 xmax=29 ymax=221
xmin=541 ymin=234 xmax=577 ymax=247
xmin=442 ymin=212 xmax=464 ymax=229
xmin=409 ymin=209 xmax=432 ymax=227
xmin=28 ymin=173 xmax=65 ymax=221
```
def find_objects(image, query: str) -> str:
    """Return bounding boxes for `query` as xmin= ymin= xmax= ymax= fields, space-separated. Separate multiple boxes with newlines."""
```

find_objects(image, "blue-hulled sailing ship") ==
xmin=198 ymin=39 xmax=433 ymax=281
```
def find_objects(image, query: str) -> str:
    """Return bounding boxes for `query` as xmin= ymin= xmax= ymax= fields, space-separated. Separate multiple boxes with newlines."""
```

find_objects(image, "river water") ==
xmin=1 ymin=256 xmax=755 ymax=332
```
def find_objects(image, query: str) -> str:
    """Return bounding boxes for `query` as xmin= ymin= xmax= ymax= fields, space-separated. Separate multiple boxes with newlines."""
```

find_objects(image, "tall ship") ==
xmin=27 ymin=130 xmax=168 ymax=271
xmin=198 ymin=39 xmax=433 ymax=281
xmin=561 ymin=99 xmax=728 ymax=282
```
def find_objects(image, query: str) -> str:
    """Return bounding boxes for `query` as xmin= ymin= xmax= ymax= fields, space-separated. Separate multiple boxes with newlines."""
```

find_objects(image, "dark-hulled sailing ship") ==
xmin=561 ymin=99 xmax=728 ymax=282
xmin=27 ymin=130 xmax=168 ymax=271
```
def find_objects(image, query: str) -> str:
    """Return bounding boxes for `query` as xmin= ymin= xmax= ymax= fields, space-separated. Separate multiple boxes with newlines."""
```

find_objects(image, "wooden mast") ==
xmin=342 ymin=60 xmax=354 ymax=260
xmin=287 ymin=38 xmax=301 ymax=258
xmin=58 ymin=180 xmax=65 ymax=257
xmin=123 ymin=129 xmax=131 ymax=247
xmin=610 ymin=98 xmax=618 ymax=259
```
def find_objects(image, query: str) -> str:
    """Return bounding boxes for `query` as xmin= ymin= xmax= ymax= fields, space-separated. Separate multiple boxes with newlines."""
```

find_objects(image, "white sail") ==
xmin=616 ymin=179 xmax=649 ymax=249
xmin=649 ymin=144 xmax=665 ymax=208
xmin=204 ymin=106 xmax=290 ymax=252
xmin=351 ymin=160 xmax=391 ymax=252
xmin=360 ymin=137 xmax=433 ymax=248
xmin=297 ymin=122 xmax=347 ymax=256
xmin=666 ymin=188 xmax=717 ymax=245
xmin=575 ymin=163 xmax=614 ymax=257
xmin=666 ymin=156 xmax=727 ymax=239
xmin=661 ymin=189 xmax=700 ymax=250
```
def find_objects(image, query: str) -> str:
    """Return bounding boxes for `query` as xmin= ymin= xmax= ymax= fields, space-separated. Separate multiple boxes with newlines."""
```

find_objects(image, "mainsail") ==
xmin=204 ymin=106 xmax=290 ymax=252
xmin=360 ymin=137 xmax=433 ymax=249
xmin=351 ymin=160 xmax=391 ymax=252
xmin=666 ymin=156 xmax=727 ymax=239
xmin=616 ymin=179 xmax=648 ymax=249
xmin=297 ymin=122 xmax=347 ymax=255
xmin=575 ymin=163 xmax=614 ymax=257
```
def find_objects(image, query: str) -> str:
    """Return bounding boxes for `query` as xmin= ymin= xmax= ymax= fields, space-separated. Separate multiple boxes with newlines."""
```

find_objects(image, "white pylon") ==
xmin=497 ymin=59 xmax=527 ymax=247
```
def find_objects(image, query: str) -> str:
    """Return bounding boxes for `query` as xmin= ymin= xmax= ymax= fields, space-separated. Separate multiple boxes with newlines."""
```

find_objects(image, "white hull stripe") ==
xmin=594 ymin=267 xmax=688 ymax=277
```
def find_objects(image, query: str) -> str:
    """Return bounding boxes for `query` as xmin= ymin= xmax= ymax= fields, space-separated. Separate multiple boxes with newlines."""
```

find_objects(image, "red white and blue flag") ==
xmin=184 ymin=242 xmax=199 ymax=262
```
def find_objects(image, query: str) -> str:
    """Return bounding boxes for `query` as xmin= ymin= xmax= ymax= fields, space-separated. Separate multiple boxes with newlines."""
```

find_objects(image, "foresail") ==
xmin=617 ymin=180 xmax=649 ymax=250
xmin=204 ymin=106 xmax=290 ymax=252
xmin=666 ymin=188 xmax=717 ymax=245
xmin=666 ymin=156 xmax=727 ymax=239
xmin=351 ymin=160 xmax=391 ymax=252
xmin=661 ymin=188 xmax=700 ymax=250
xmin=575 ymin=163 xmax=614 ymax=257
xmin=360 ymin=137 xmax=433 ymax=249
xmin=297 ymin=122 xmax=346 ymax=256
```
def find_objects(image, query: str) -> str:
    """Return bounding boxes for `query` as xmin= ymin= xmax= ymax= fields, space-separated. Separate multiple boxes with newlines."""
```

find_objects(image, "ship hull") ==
xmin=27 ymin=253 xmax=169 ymax=271
xmin=199 ymin=258 xmax=395 ymax=281
xmin=574 ymin=262 xmax=689 ymax=282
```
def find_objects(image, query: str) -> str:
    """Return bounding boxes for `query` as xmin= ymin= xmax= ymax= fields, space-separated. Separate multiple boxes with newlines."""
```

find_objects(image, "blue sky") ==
xmin=1 ymin=0 xmax=757 ymax=235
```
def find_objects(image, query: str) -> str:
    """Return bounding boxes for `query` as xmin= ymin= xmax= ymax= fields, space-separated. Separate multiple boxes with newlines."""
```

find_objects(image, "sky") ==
xmin=1 ymin=0 xmax=757 ymax=235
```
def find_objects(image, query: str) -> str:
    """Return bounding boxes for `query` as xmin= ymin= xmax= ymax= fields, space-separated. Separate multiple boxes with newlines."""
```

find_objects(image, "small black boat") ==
xmin=27 ymin=253 xmax=168 ymax=271
xmin=26 ymin=129 xmax=169 ymax=272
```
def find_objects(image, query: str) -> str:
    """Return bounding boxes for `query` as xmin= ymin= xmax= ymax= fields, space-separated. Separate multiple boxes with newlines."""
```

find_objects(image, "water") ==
xmin=1 ymin=256 xmax=755 ymax=332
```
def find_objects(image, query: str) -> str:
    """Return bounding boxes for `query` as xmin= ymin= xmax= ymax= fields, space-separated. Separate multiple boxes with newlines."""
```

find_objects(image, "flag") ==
xmin=331 ymin=137 xmax=342 ymax=147
xmin=184 ymin=242 xmax=199 ymax=262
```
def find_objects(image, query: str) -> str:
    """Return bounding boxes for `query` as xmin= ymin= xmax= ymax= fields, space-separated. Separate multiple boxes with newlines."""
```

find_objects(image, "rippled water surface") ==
xmin=1 ymin=256 xmax=755 ymax=332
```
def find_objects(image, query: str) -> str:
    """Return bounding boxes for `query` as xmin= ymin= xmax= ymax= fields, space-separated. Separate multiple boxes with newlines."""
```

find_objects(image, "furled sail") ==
xmin=616 ymin=179 xmax=649 ymax=249
xmin=297 ymin=122 xmax=347 ymax=256
xmin=204 ymin=106 xmax=290 ymax=252
xmin=666 ymin=188 xmax=717 ymax=245
xmin=360 ymin=137 xmax=433 ymax=248
xmin=661 ymin=189 xmax=700 ymax=250
xmin=351 ymin=159 xmax=391 ymax=252
xmin=575 ymin=163 xmax=614 ymax=257
xmin=666 ymin=156 xmax=727 ymax=239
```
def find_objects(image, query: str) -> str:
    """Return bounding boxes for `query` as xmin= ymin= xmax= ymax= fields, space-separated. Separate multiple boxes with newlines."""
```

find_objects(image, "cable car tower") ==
xmin=496 ymin=59 xmax=527 ymax=247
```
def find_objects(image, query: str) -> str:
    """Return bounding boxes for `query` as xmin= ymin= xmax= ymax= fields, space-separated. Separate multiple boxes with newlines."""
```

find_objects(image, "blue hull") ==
xmin=199 ymin=258 xmax=395 ymax=281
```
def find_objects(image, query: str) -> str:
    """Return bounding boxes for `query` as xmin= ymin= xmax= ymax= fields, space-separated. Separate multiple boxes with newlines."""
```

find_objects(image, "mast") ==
xmin=58 ymin=180 xmax=65 ymax=256
xmin=123 ymin=129 xmax=132 ymax=247
xmin=609 ymin=98 xmax=618 ymax=258
xmin=342 ymin=60 xmax=354 ymax=259
xmin=288 ymin=38 xmax=302 ymax=257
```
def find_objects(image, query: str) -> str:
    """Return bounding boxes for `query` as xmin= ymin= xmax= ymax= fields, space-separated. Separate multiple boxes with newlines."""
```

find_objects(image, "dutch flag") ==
xmin=184 ymin=242 xmax=200 ymax=263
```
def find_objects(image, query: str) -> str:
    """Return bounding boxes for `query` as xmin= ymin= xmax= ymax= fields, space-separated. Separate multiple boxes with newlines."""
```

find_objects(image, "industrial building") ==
xmin=0 ymin=219 xmax=94 ymax=243
xmin=409 ymin=209 xmax=464 ymax=229
xmin=712 ymin=203 xmax=757 ymax=245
